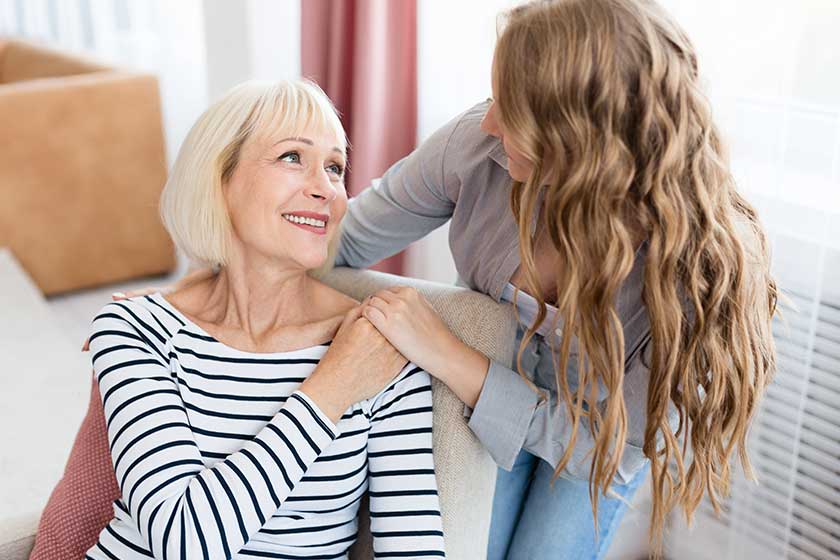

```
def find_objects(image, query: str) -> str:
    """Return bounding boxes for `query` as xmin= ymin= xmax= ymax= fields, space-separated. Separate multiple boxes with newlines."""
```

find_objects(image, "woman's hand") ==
xmin=361 ymin=286 xmax=490 ymax=408
xmin=299 ymin=305 xmax=409 ymax=423
xmin=80 ymin=267 xmax=216 ymax=351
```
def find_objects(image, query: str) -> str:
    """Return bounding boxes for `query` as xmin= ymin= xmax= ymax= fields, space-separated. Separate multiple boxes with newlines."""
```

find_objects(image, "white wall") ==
xmin=246 ymin=0 xmax=300 ymax=84
xmin=203 ymin=0 xmax=300 ymax=103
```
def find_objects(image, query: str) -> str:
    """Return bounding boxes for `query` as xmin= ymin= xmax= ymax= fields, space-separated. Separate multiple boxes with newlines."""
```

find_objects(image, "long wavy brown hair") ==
xmin=493 ymin=0 xmax=778 ymax=551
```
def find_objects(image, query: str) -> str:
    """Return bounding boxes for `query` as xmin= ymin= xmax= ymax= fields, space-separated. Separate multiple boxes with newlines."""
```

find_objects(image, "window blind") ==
xmin=669 ymin=236 xmax=840 ymax=560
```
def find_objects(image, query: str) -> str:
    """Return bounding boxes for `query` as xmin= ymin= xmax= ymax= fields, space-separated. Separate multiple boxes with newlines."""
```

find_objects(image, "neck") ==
xmin=203 ymin=249 xmax=315 ymax=340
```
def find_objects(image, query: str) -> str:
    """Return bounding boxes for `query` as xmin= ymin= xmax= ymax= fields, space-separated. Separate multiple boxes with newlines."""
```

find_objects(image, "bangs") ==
xmin=247 ymin=81 xmax=346 ymax=154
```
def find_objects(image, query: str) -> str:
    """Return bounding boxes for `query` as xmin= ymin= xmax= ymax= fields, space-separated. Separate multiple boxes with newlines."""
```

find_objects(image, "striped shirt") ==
xmin=85 ymin=293 xmax=446 ymax=560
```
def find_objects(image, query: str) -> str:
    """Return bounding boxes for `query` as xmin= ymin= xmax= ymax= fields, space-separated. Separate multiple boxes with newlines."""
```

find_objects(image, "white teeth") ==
xmin=283 ymin=214 xmax=326 ymax=228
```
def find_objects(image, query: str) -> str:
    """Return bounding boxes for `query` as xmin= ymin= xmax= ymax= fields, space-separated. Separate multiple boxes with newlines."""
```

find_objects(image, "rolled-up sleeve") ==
xmin=466 ymin=360 xmax=541 ymax=471
xmin=466 ymin=343 xmax=669 ymax=485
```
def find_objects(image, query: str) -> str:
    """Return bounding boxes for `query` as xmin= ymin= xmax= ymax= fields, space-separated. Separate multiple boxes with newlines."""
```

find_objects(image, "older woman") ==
xmin=85 ymin=81 xmax=446 ymax=559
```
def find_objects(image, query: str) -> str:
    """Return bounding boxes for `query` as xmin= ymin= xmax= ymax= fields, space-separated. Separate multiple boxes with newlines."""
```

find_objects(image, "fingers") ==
xmin=358 ymin=286 xmax=421 ymax=330
xmin=341 ymin=305 xmax=369 ymax=334
xmin=367 ymin=295 xmax=389 ymax=310
xmin=372 ymin=289 xmax=400 ymax=303
xmin=81 ymin=337 xmax=90 ymax=352
xmin=379 ymin=286 xmax=423 ymax=306
xmin=340 ymin=304 xmax=365 ymax=330
xmin=362 ymin=294 xmax=391 ymax=320
xmin=362 ymin=303 xmax=387 ymax=328
xmin=387 ymin=285 xmax=417 ymax=297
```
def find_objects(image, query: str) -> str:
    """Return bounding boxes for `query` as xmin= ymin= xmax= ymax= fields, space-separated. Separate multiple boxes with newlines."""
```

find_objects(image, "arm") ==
xmin=465 ymin=344 xmax=667 ymax=484
xmin=367 ymin=365 xmax=446 ymax=558
xmin=89 ymin=302 xmax=340 ymax=559
xmin=335 ymin=113 xmax=464 ymax=269
xmin=358 ymin=287 xmax=654 ymax=486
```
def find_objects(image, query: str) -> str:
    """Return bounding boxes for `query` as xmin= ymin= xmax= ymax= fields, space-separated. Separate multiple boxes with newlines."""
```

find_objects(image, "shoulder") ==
xmin=415 ymin=100 xmax=502 ymax=169
xmin=89 ymin=294 xmax=182 ymax=349
xmin=306 ymin=277 xmax=360 ymax=316
xmin=439 ymin=100 xmax=502 ymax=162
xmin=451 ymin=100 xmax=492 ymax=134
xmin=411 ymin=100 xmax=506 ymax=203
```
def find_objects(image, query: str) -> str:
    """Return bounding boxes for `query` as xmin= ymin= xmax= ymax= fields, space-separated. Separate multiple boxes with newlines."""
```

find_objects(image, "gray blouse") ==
xmin=335 ymin=101 xmax=675 ymax=484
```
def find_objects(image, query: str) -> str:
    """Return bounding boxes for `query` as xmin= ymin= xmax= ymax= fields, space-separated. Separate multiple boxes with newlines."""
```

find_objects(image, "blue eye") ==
xmin=326 ymin=163 xmax=345 ymax=176
xmin=279 ymin=151 xmax=300 ymax=163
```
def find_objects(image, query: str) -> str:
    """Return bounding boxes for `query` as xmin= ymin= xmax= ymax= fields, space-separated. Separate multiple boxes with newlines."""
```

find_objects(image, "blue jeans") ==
xmin=487 ymin=449 xmax=648 ymax=560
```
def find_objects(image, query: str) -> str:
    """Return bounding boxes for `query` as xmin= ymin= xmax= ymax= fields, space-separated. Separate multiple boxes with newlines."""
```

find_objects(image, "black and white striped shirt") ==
xmin=86 ymin=293 xmax=446 ymax=560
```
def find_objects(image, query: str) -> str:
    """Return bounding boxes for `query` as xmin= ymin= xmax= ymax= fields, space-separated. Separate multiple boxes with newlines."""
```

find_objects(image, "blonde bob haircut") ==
xmin=160 ymin=79 xmax=346 ymax=269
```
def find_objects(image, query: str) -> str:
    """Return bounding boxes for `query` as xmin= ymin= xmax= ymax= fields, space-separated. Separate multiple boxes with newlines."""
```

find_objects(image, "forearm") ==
xmin=467 ymin=355 xmax=658 ymax=484
xmin=145 ymin=392 xmax=337 ymax=557
xmin=336 ymin=115 xmax=462 ymax=269
xmin=427 ymin=334 xmax=490 ymax=409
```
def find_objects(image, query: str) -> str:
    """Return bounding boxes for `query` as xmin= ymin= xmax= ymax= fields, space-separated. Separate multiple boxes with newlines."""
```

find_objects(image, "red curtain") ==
xmin=301 ymin=0 xmax=417 ymax=274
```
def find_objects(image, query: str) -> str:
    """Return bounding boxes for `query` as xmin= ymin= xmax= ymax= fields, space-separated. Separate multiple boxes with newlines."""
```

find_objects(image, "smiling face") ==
xmin=223 ymin=127 xmax=348 ymax=271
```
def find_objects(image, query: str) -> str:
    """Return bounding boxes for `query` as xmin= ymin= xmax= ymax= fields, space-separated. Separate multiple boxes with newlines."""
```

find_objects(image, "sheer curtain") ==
xmin=662 ymin=1 xmax=840 ymax=559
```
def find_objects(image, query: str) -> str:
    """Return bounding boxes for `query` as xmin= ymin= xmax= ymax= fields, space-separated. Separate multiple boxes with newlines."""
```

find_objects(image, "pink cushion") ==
xmin=30 ymin=374 xmax=119 ymax=559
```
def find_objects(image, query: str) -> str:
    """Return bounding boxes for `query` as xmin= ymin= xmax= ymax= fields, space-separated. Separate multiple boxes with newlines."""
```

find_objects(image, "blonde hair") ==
xmin=160 ymin=79 xmax=346 ymax=269
xmin=493 ymin=0 xmax=777 ymax=552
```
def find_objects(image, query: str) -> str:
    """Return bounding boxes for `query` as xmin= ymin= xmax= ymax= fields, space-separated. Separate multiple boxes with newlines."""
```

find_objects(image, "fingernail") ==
xmin=112 ymin=292 xmax=126 ymax=299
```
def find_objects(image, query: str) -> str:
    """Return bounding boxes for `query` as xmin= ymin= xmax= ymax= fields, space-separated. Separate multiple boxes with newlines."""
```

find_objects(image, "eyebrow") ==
xmin=275 ymin=136 xmax=344 ymax=155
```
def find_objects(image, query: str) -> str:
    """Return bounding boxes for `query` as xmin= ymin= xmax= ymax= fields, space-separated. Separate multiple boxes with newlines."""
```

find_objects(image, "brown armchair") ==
xmin=0 ymin=39 xmax=175 ymax=295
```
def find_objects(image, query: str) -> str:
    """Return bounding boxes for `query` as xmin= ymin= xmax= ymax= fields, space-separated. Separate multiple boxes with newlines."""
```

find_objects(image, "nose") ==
xmin=304 ymin=168 xmax=338 ymax=203
xmin=480 ymin=100 xmax=501 ymax=138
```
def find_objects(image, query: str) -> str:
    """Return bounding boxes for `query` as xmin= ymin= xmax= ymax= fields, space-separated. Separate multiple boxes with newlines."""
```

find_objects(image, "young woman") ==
xmin=124 ymin=0 xmax=776 ymax=557
xmin=85 ymin=80 xmax=445 ymax=559
xmin=340 ymin=0 xmax=777 ymax=558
